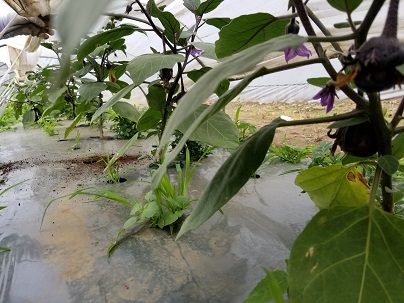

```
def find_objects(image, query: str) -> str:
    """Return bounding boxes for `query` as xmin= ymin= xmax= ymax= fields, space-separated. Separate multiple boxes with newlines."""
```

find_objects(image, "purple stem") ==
xmin=382 ymin=0 xmax=399 ymax=38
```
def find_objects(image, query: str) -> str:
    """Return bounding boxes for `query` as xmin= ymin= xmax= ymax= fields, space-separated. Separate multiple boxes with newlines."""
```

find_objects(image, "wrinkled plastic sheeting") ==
xmin=4 ymin=0 xmax=63 ymax=18
xmin=108 ymin=0 xmax=404 ymax=103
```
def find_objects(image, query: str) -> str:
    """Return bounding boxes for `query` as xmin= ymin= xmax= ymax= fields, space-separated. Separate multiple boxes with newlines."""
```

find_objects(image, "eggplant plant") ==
xmin=47 ymin=0 xmax=404 ymax=301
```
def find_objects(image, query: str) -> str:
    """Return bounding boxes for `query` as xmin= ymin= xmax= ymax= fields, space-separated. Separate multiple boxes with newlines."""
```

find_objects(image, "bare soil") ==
xmin=230 ymin=98 xmax=403 ymax=147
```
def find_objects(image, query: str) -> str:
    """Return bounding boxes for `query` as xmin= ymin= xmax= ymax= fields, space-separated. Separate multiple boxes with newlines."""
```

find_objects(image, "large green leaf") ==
xmin=126 ymin=54 xmax=184 ymax=86
xmin=149 ymin=0 xmax=181 ymax=41
xmin=78 ymin=82 xmax=106 ymax=100
xmin=137 ymin=108 xmax=162 ymax=132
xmin=327 ymin=0 xmax=363 ymax=13
xmin=91 ymin=83 xmax=137 ymax=123
xmin=205 ymin=17 xmax=231 ymax=29
xmin=176 ymin=118 xmax=284 ymax=239
xmin=147 ymin=84 xmax=166 ymax=113
xmin=77 ymin=25 xmax=140 ymax=62
xmin=187 ymin=67 xmax=229 ymax=96
xmin=295 ymin=165 xmax=369 ymax=209
xmin=244 ymin=270 xmax=288 ymax=303
xmin=289 ymin=205 xmax=404 ymax=302
xmin=195 ymin=0 xmax=225 ymax=16
xmin=215 ymin=13 xmax=289 ymax=58
xmin=158 ymin=34 xmax=305 ymax=157
xmin=178 ymin=104 xmax=238 ymax=149
xmin=152 ymin=67 xmax=268 ymax=190
xmin=55 ymin=0 xmax=110 ymax=55
xmin=112 ymin=102 xmax=141 ymax=122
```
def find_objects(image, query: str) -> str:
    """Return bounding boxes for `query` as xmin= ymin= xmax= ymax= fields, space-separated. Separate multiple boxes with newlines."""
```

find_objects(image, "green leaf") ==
xmin=127 ymin=54 xmax=184 ymax=86
xmin=0 ymin=247 xmax=10 ymax=251
xmin=55 ymin=0 xmax=110 ymax=55
xmin=108 ymin=133 xmax=139 ymax=168
xmin=0 ymin=179 xmax=29 ymax=196
xmin=396 ymin=64 xmax=404 ymax=77
xmin=190 ymin=42 xmax=218 ymax=60
xmin=178 ymin=104 xmax=238 ymax=148
xmin=158 ymin=210 xmax=183 ymax=228
xmin=289 ymin=205 xmax=404 ymax=302
xmin=327 ymin=0 xmax=363 ymax=13
xmin=334 ymin=21 xmax=362 ymax=28
xmin=137 ymin=108 xmax=162 ymax=132
xmin=295 ymin=165 xmax=369 ymax=209
xmin=378 ymin=155 xmax=399 ymax=176
xmin=122 ymin=216 xmax=138 ymax=230
xmin=48 ymin=86 xmax=67 ymax=103
xmin=188 ymin=67 xmax=229 ymax=96
xmin=92 ymin=83 xmax=137 ymax=123
xmin=147 ymin=84 xmax=166 ymax=113
xmin=77 ymin=25 xmax=140 ymax=62
xmin=392 ymin=133 xmax=404 ymax=160
xmin=215 ymin=13 xmax=289 ymax=58
xmin=22 ymin=110 xmax=35 ymax=125
xmin=159 ymin=34 xmax=305 ymax=155
xmin=195 ymin=0 xmax=225 ymax=16
xmin=78 ymin=82 xmax=106 ymax=100
xmin=64 ymin=112 xmax=84 ymax=139
xmin=141 ymin=201 xmax=160 ymax=219
xmin=112 ymin=102 xmax=141 ymax=122
xmin=205 ymin=17 xmax=231 ymax=29
xmin=244 ymin=270 xmax=288 ymax=303
xmin=176 ymin=118 xmax=283 ymax=239
xmin=149 ymin=0 xmax=181 ymax=41
xmin=327 ymin=116 xmax=368 ymax=129
xmin=183 ymin=0 xmax=200 ymax=12
xmin=306 ymin=77 xmax=330 ymax=88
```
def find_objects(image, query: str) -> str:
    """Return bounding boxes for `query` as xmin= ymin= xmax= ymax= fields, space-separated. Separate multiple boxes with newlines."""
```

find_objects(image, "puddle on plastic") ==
xmin=0 ymin=125 xmax=317 ymax=302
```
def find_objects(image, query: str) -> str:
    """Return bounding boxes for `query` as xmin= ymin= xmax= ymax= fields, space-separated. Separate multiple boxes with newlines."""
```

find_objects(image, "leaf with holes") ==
xmin=295 ymin=164 xmax=369 ymax=209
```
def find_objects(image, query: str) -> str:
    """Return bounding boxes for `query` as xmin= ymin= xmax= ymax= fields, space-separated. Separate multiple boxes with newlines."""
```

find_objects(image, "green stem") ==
xmin=367 ymin=92 xmax=393 ymax=212
xmin=369 ymin=165 xmax=382 ymax=207
xmin=276 ymin=109 xmax=365 ymax=128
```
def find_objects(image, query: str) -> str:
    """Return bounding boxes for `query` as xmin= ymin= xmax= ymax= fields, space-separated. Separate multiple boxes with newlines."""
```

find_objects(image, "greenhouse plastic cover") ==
xmin=1 ymin=0 xmax=404 ymax=103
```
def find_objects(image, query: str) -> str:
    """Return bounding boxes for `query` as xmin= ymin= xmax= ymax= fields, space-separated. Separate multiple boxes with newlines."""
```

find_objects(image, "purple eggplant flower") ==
xmin=283 ymin=44 xmax=312 ymax=63
xmin=189 ymin=46 xmax=203 ymax=56
xmin=313 ymin=85 xmax=337 ymax=113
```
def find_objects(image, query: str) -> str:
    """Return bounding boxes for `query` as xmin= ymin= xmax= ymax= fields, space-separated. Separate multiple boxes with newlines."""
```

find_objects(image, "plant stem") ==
xmin=292 ymin=0 xmax=369 ymax=112
xmin=134 ymin=0 xmax=176 ymax=53
xmin=357 ymin=0 xmax=386 ymax=46
xmin=276 ymin=109 xmax=365 ymax=128
xmin=390 ymin=95 xmax=404 ymax=128
xmin=305 ymin=6 xmax=344 ymax=52
xmin=369 ymin=165 xmax=382 ymax=207
xmin=367 ymin=92 xmax=394 ymax=212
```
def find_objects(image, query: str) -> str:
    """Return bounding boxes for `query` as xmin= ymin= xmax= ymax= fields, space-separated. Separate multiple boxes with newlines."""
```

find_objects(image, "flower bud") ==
xmin=285 ymin=19 xmax=299 ymax=35
xmin=159 ymin=68 xmax=173 ymax=87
